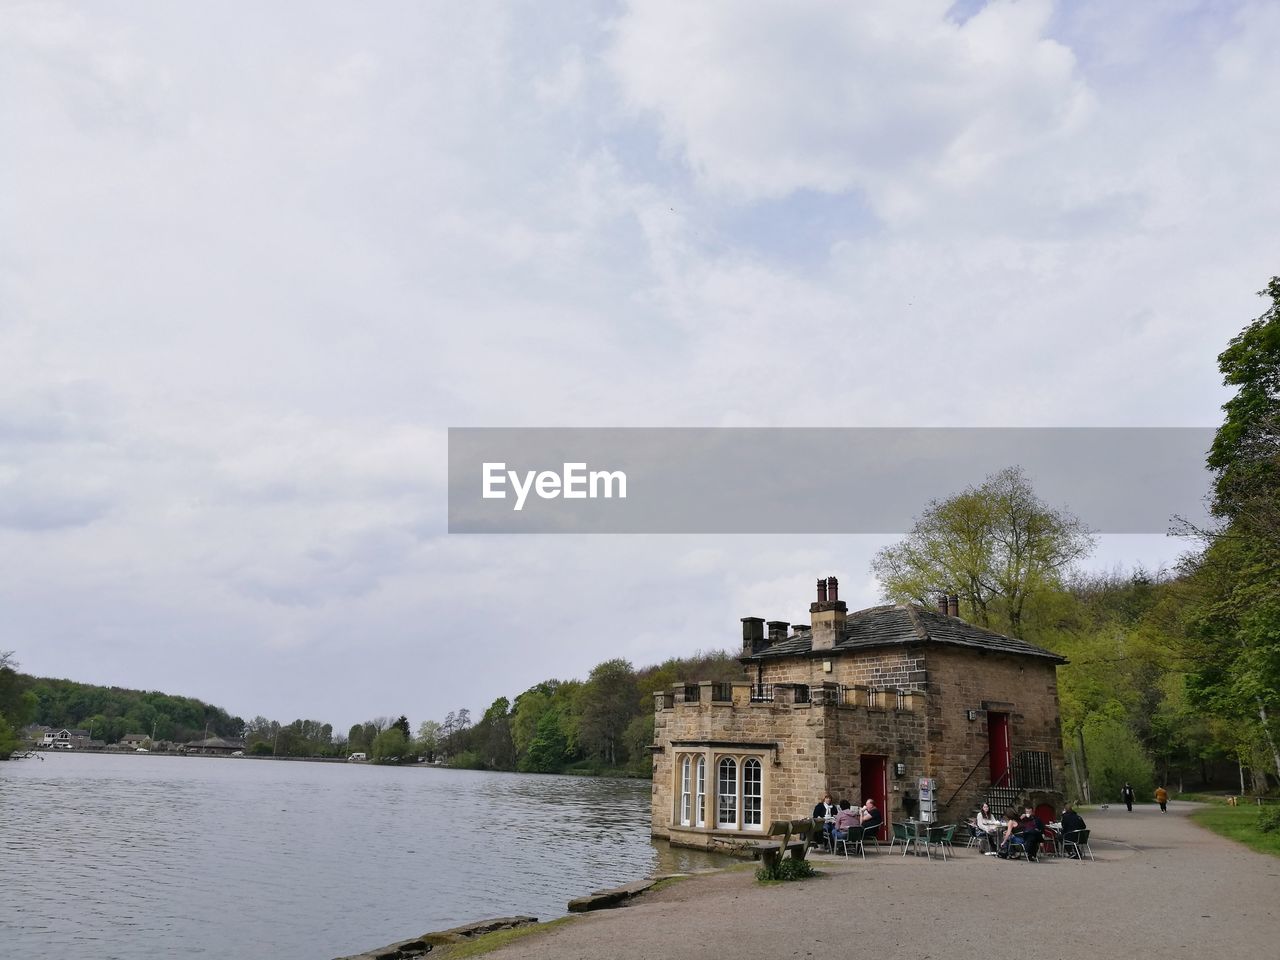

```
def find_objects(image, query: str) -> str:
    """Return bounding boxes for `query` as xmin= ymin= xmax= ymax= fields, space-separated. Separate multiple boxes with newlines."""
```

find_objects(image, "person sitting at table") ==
xmin=996 ymin=809 xmax=1021 ymax=858
xmin=1016 ymin=805 xmax=1044 ymax=862
xmin=814 ymin=793 xmax=838 ymax=847
xmin=1060 ymin=802 xmax=1087 ymax=858
xmin=830 ymin=800 xmax=861 ymax=849
xmin=858 ymin=798 xmax=883 ymax=839
xmin=969 ymin=802 xmax=1002 ymax=853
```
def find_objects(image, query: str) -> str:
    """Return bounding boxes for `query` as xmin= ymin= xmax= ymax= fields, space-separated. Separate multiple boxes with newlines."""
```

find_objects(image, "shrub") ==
xmin=1258 ymin=805 xmax=1280 ymax=834
xmin=756 ymin=857 xmax=817 ymax=882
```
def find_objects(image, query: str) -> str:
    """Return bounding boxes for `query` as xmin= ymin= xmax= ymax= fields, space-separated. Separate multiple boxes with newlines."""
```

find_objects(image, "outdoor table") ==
xmin=902 ymin=819 xmax=930 ymax=857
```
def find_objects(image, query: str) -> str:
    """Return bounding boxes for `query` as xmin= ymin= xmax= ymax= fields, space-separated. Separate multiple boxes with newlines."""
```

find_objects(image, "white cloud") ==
xmin=608 ymin=0 xmax=1093 ymax=219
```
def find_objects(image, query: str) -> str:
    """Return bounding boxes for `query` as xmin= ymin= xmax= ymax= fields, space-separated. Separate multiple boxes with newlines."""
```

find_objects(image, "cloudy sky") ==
xmin=3 ymin=0 xmax=1278 ymax=731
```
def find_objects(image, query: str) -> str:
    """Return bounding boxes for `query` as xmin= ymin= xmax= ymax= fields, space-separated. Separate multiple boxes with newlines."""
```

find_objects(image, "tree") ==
xmin=1182 ymin=277 xmax=1280 ymax=783
xmin=580 ymin=659 xmax=638 ymax=767
xmin=372 ymin=727 xmax=413 ymax=763
xmin=872 ymin=466 xmax=1095 ymax=637
xmin=0 ymin=652 xmax=37 ymax=755
xmin=1207 ymin=276 xmax=1280 ymax=538
xmin=392 ymin=715 xmax=411 ymax=739
xmin=416 ymin=720 xmax=441 ymax=760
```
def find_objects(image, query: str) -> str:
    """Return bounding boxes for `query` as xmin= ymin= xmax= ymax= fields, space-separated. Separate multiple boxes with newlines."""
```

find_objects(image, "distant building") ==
xmin=184 ymin=736 xmax=245 ymax=756
xmin=120 ymin=733 xmax=152 ymax=750
xmin=651 ymin=576 xmax=1068 ymax=850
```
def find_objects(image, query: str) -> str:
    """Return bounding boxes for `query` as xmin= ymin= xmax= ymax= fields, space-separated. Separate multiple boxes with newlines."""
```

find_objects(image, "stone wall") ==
xmin=920 ymin=646 xmax=1066 ymax=820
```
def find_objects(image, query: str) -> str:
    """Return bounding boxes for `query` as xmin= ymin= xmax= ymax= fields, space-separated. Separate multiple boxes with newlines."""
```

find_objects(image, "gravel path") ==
xmin=481 ymin=802 xmax=1280 ymax=960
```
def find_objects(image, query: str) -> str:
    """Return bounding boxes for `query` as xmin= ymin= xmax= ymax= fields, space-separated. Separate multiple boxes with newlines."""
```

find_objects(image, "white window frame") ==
xmin=717 ymin=757 xmax=738 ymax=828
xmin=743 ymin=757 xmax=763 ymax=831
xmin=679 ymin=756 xmax=692 ymax=827
xmin=695 ymin=757 xmax=707 ymax=827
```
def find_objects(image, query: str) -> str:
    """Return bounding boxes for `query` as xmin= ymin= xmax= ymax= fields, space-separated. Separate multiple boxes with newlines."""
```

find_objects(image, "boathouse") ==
xmin=651 ymin=576 xmax=1068 ymax=850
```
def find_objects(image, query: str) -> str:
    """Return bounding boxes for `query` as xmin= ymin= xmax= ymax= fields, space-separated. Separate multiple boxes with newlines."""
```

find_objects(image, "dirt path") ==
xmin=480 ymin=803 xmax=1280 ymax=960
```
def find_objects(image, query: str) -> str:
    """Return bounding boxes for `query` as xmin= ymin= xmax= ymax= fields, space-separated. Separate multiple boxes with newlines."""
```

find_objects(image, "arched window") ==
xmin=743 ymin=758 xmax=763 ymax=830
xmin=695 ymin=757 xmax=707 ymax=827
xmin=717 ymin=757 xmax=738 ymax=828
xmin=679 ymin=756 xmax=692 ymax=826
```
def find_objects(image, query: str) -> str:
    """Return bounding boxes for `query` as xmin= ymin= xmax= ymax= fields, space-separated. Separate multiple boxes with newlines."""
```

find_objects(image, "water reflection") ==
xmin=0 ymin=753 xmax=732 ymax=960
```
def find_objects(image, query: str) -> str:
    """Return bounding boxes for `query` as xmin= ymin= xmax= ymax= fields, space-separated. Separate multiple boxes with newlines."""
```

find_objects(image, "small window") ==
xmin=679 ymin=756 xmax=692 ymax=826
xmin=695 ymin=757 xmax=707 ymax=827
xmin=743 ymin=758 xmax=763 ymax=830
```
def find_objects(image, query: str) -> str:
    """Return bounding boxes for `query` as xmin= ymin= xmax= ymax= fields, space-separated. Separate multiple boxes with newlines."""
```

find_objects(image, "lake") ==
xmin=0 ymin=752 xmax=730 ymax=960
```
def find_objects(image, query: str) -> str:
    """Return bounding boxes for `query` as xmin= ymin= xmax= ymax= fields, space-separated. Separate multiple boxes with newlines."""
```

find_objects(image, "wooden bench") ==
xmin=744 ymin=818 xmax=817 ymax=869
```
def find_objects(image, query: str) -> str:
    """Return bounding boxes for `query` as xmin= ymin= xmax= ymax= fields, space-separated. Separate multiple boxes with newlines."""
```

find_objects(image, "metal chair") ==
xmin=860 ymin=823 xmax=881 ymax=855
xmin=1004 ymin=833 xmax=1029 ymax=860
xmin=1040 ymin=827 xmax=1059 ymax=859
xmin=924 ymin=824 xmax=955 ymax=861
xmin=1062 ymin=828 xmax=1094 ymax=862
xmin=889 ymin=821 xmax=910 ymax=855
xmin=833 ymin=826 xmax=863 ymax=860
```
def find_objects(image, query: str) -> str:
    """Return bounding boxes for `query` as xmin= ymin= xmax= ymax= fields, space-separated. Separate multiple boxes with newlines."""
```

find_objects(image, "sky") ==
xmin=3 ymin=0 xmax=1279 ymax=732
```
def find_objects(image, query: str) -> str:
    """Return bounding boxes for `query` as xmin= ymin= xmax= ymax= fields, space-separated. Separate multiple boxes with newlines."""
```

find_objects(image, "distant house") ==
xmin=184 ymin=736 xmax=244 ymax=756
xmin=120 ymin=733 xmax=152 ymax=750
xmin=46 ymin=728 xmax=93 ymax=749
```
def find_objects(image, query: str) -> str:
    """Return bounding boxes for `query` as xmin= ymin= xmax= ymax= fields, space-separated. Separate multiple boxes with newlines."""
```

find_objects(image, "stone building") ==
xmin=651 ymin=576 xmax=1068 ymax=850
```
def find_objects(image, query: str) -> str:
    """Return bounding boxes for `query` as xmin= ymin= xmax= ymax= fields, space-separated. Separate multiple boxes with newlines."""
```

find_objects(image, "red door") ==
xmin=859 ymin=754 xmax=889 ymax=842
xmin=988 ymin=712 xmax=1011 ymax=787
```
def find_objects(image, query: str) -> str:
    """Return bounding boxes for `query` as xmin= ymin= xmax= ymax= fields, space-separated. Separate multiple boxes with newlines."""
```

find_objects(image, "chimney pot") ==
xmin=816 ymin=578 xmax=828 ymax=602
xmin=947 ymin=594 xmax=960 ymax=618
xmin=937 ymin=595 xmax=949 ymax=615
xmin=827 ymin=576 xmax=839 ymax=602
xmin=741 ymin=617 xmax=766 ymax=654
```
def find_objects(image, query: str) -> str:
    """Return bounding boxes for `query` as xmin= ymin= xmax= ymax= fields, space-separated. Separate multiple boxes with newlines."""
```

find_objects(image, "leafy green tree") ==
xmin=580 ymin=659 xmax=638 ymax=767
xmin=1183 ymin=277 xmax=1280 ymax=782
xmin=521 ymin=710 xmax=570 ymax=773
xmin=1083 ymin=715 xmax=1154 ymax=806
xmin=372 ymin=728 xmax=413 ymax=763
xmin=872 ymin=466 xmax=1094 ymax=637
xmin=392 ymin=715 xmax=411 ymax=739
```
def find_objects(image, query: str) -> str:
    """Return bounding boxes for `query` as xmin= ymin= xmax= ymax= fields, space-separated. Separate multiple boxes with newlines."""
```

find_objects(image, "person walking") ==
xmin=1122 ymin=782 xmax=1135 ymax=812
xmin=1155 ymin=785 xmax=1169 ymax=812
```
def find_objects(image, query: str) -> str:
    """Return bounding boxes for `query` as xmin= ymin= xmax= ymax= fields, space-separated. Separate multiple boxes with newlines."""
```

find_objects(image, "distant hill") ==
xmin=23 ymin=674 xmax=244 ymax=744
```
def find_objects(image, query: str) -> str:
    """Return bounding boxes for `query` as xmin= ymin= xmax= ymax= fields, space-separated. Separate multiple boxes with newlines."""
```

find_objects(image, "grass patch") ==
xmin=434 ymin=917 xmax=577 ymax=959
xmin=1189 ymin=805 xmax=1280 ymax=859
xmin=755 ymin=857 xmax=817 ymax=883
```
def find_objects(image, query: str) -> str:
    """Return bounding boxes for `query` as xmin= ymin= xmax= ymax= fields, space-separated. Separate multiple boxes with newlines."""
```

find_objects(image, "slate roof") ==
xmin=742 ymin=604 xmax=1066 ymax=664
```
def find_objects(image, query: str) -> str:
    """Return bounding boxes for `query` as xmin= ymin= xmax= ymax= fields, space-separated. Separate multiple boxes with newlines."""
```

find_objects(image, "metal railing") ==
xmin=711 ymin=682 xmax=733 ymax=703
xmin=749 ymin=684 xmax=774 ymax=702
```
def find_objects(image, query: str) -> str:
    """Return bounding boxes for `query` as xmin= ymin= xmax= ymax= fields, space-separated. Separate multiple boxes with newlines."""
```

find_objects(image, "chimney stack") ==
xmin=947 ymin=594 xmax=960 ymax=618
xmin=937 ymin=595 xmax=949 ymax=615
xmin=810 ymin=574 xmax=848 ymax=651
xmin=741 ymin=617 xmax=766 ymax=655
xmin=766 ymin=621 xmax=790 ymax=643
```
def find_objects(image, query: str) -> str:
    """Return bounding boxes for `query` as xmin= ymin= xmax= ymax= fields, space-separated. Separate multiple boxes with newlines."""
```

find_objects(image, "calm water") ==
xmin=0 ymin=752 xmax=729 ymax=960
